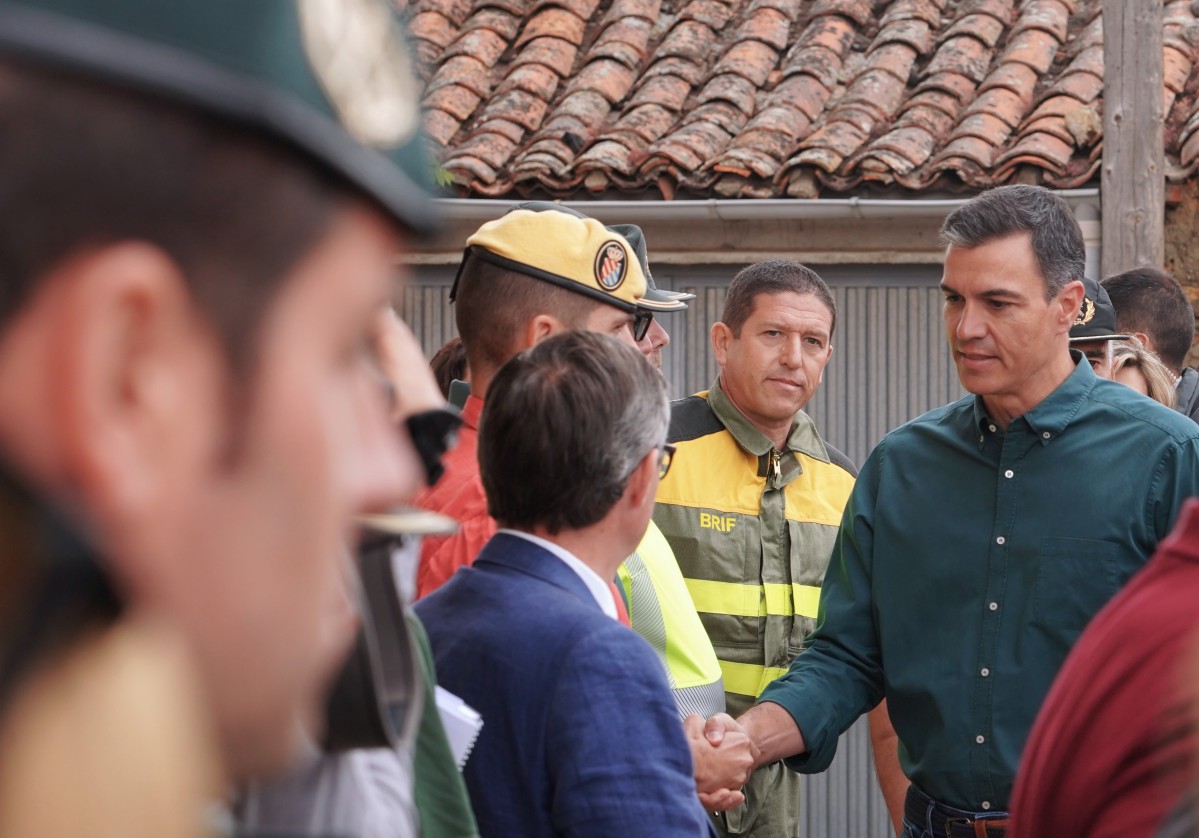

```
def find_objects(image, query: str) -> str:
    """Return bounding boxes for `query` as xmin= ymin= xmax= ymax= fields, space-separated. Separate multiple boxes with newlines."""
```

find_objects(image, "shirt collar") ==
xmin=495 ymin=529 xmax=618 ymax=620
xmin=460 ymin=395 xmax=484 ymax=430
xmin=971 ymin=351 xmax=1096 ymax=444
xmin=707 ymin=375 xmax=832 ymax=462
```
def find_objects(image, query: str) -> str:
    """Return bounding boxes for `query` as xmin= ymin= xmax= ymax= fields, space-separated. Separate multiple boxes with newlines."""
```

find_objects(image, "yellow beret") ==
xmin=457 ymin=209 xmax=648 ymax=311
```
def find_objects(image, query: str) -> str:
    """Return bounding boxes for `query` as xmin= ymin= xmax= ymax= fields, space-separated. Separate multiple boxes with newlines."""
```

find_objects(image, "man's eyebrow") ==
xmin=939 ymin=282 xmax=1025 ymax=301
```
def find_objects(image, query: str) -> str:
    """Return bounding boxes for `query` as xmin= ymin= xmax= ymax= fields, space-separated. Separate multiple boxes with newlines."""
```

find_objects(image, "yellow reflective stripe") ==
xmin=687 ymin=580 xmax=821 ymax=619
xmin=719 ymin=660 xmax=790 ymax=698
xmin=791 ymin=583 xmax=821 ymax=619
xmin=686 ymin=579 xmax=764 ymax=617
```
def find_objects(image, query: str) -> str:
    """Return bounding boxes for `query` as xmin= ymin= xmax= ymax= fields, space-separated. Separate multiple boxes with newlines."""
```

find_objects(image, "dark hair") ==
xmin=1102 ymin=267 xmax=1196 ymax=373
xmin=479 ymin=331 xmax=668 ymax=535
xmin=430 ymin=337 xmax=468 ymax=397
xmin=0 ymin=61 xmax=348 ymax=376
xmin=940 ymin=185 xmax=1084 ymax=298
xmin=721 ymin=260 xmax=836 ymax=338
xmin=453 ymin=255 xmax=601 ymax=374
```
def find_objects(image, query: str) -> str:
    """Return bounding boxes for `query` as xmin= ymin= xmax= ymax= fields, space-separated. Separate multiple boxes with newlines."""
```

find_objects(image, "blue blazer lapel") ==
xmin=474 ymin=532 xmax=605 ymax=613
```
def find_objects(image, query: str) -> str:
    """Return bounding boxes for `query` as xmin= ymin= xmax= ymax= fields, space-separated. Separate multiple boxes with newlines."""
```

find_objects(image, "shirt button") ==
xmin=996 ymin=536 xmax=1006 ymax=545
xmin=975 ymin=734 xmax=985 ymax=744
xmin=978 ymin=435 xmax=984 ymax=443
xmin=981 ymin=801 xmax=991 ymax=811
xmin=1042 ymin=431 xmax=1051 ymax=439
xmin=989 ymin=424 xmax=997 ymax=433
xmin=981 ymin=667 xmax=990 ymax=677
xmin=1004 ymin=469 xmax=1014 ymax=478
xmin=988 ymin=601 xmax=998 ymax=611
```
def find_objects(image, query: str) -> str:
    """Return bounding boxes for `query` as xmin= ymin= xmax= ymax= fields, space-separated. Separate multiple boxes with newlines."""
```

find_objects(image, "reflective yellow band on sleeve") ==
xmin=718 ymin=660 xmax=791 ymax=698
xmin=686 ymin=579 xmax=821 ymax=619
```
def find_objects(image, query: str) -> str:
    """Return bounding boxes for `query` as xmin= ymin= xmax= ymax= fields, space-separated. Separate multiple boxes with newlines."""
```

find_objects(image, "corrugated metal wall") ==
xmin=404 ymin=261 xmax=965 ymax=838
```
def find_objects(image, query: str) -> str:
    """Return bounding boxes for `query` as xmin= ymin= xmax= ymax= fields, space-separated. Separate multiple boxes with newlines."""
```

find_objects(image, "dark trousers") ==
xmin=902 ymin=785 xmax=1009 ymax=838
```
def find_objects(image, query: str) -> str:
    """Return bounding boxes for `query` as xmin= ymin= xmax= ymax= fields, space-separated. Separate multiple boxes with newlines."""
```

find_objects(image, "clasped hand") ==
xmin=684 ymin=713 xmax=760 ymax=812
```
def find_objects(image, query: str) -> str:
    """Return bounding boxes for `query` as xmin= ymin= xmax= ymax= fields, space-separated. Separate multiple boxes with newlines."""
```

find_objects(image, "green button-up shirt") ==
xmin=759 ymin=355 xmax=1199 ymax=812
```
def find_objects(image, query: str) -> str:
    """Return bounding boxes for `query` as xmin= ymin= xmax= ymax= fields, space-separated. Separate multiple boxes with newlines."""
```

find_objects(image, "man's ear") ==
xmin=521 ymin=313 xmax=561 ymax=350
xmin=53 ymin=243 xmax=221 ymax=526
xmin=1133 ymin=331 xmax=1155 ymax=353
xmin=623 ymin=448 xmax=658 ymax=511
xmin=1054 ymin=280 xmax=1086 ymax=332
xmin=711 ymin=321 xmax=732 ymax=367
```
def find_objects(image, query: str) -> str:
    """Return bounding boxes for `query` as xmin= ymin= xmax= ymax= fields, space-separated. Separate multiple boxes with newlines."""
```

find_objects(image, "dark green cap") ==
xmin=0 ymin=0 xmax=437 ymax=235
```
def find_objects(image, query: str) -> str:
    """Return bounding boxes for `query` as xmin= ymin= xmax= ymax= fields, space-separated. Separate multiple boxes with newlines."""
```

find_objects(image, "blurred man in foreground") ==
xmin=0 ymin=1 xmax=434 ymax=834
xmin=416 ymin=331 xmax=712 ymax=838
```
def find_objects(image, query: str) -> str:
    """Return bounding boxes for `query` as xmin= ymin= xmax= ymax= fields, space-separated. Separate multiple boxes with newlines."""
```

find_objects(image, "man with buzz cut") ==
xmin=411 ymin=204 xmax=751 ymax=805
xmin=653 ymin=259 xmax=870 ymax=838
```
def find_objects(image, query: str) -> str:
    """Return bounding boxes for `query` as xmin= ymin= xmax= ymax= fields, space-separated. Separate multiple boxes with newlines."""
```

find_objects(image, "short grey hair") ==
xmin=479 ymin=331 xmax=669 ymax=534
xmin=940 ymin=185 xmax=1085 ymax=298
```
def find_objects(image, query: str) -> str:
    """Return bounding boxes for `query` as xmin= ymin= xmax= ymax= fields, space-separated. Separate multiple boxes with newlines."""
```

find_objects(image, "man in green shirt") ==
xmin=706 ymin=185 xmax=1199 ymax=838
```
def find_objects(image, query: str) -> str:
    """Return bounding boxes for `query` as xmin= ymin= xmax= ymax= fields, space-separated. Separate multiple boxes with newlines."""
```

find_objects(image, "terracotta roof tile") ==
xmin=998 ymin=28 xmax=1061 ymax=75
xmin=410 ymin=11 xmax=458 ymax=50
xmin=515 ymin=8 xmax=585 ymax=48
xmin=478 ymin=88 xmax=548 ymax=129
xmin=460 ymin=8 xmax=522 ymax=39
xmin=1165 ymin=45 xmax=1193 ymax=94
xmin=678 ymin=0 xmax=735 ymax=30
xmin=514 ymin=36 xmax=581 ymax=75
xmin=469 ymin=0 xmax=529 ymax=19
xmin=442 ymin=27 xmax=509 ymax=64
xmin=466 ymin=116 xmax=527 ymax=144
xmin=713 ymin=39 xmax=780 ymax=86
xmin=942 ymin=13 xmax=1007 ymax=48
xmin=605 ymin=0 xmax=661 ymax=23
xmin=426 ymin=55 xmax=495 ymax=97
xmin=879 ymin=0 xmax=946 ymax=29
xmin=873 ymin=19 xmax=935 ymax=54
xmin=531 ymin=0 xmax=601 ymax=19
xmin=564 ymin=58 xmax=638 ymax=103
xmin=734 ymin=8 xmax=794 ymax=49
xmin=422 ymin=0 xmax=474 ymax=27
xmin=698 ymin=73 xmax=761 ymax=114
xmin=495 ymin=62 xmax=561 ymax=99
xmin=960 ymin=86 xmax=1030 ymax=128
xmin=657 ymin=20 xmax=719 ymax=63
xmin=925 ymin=35 xmax=996 ymax=84
xmin=1052 ymin=70 xmax=1103 ymax=103
xmin=1010 ymin=0 xmax=1070 ymax=41
xmin=554 ymin=90 xmax=613 ymax=124
xmin=423 ymin=108 xmax=461 ymax=146
xmin=976 ymin=61 xmax=1039 ymax=98
xmin=955 ymin=111 xmax=1014 ymax=142
xmin=629 ymin=74 xmax=693 ymax=111
xmin=420 ymin=0 xmax=1199 ymax=196
xmin=425 ymin=84 xmax=484 ymax=121
xmin=901 ymin=88 xmax=966 ymax=120
xmin=810 ymin=0 xmax=874 ymax=27
xmin=612 ymin=103 xmax=679 ymax=142
xmin=769 ymin=75 xmax=833 ymax=121
xmin=589 ymin=19 xmax=653 ymax=69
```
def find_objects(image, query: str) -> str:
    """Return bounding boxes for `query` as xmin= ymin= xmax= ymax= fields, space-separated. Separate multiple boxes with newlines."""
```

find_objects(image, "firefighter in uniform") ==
xmin=653 ymin=261 xmax=857 ymax=838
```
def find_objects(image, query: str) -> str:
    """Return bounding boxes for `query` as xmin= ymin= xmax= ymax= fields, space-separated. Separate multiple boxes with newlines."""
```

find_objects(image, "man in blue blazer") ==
xmin=416 ymin=331 xmax=713 ymax=838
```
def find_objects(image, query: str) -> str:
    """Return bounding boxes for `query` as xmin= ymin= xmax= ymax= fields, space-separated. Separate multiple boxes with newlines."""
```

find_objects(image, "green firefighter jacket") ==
xmin=653 ymin=378 xmax=856 ymax=717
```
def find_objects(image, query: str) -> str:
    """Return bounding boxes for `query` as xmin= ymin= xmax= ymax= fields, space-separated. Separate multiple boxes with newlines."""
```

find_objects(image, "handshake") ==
xmin=684 ymin=713 xmax=761 ymax=812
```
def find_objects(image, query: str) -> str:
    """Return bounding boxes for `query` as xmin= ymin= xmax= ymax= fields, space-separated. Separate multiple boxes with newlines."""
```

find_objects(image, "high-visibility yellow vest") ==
xmin=653 ymin=381 xmax=856 ymax=717
xmin=617 ymin=520 xmax=725 ymax=718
